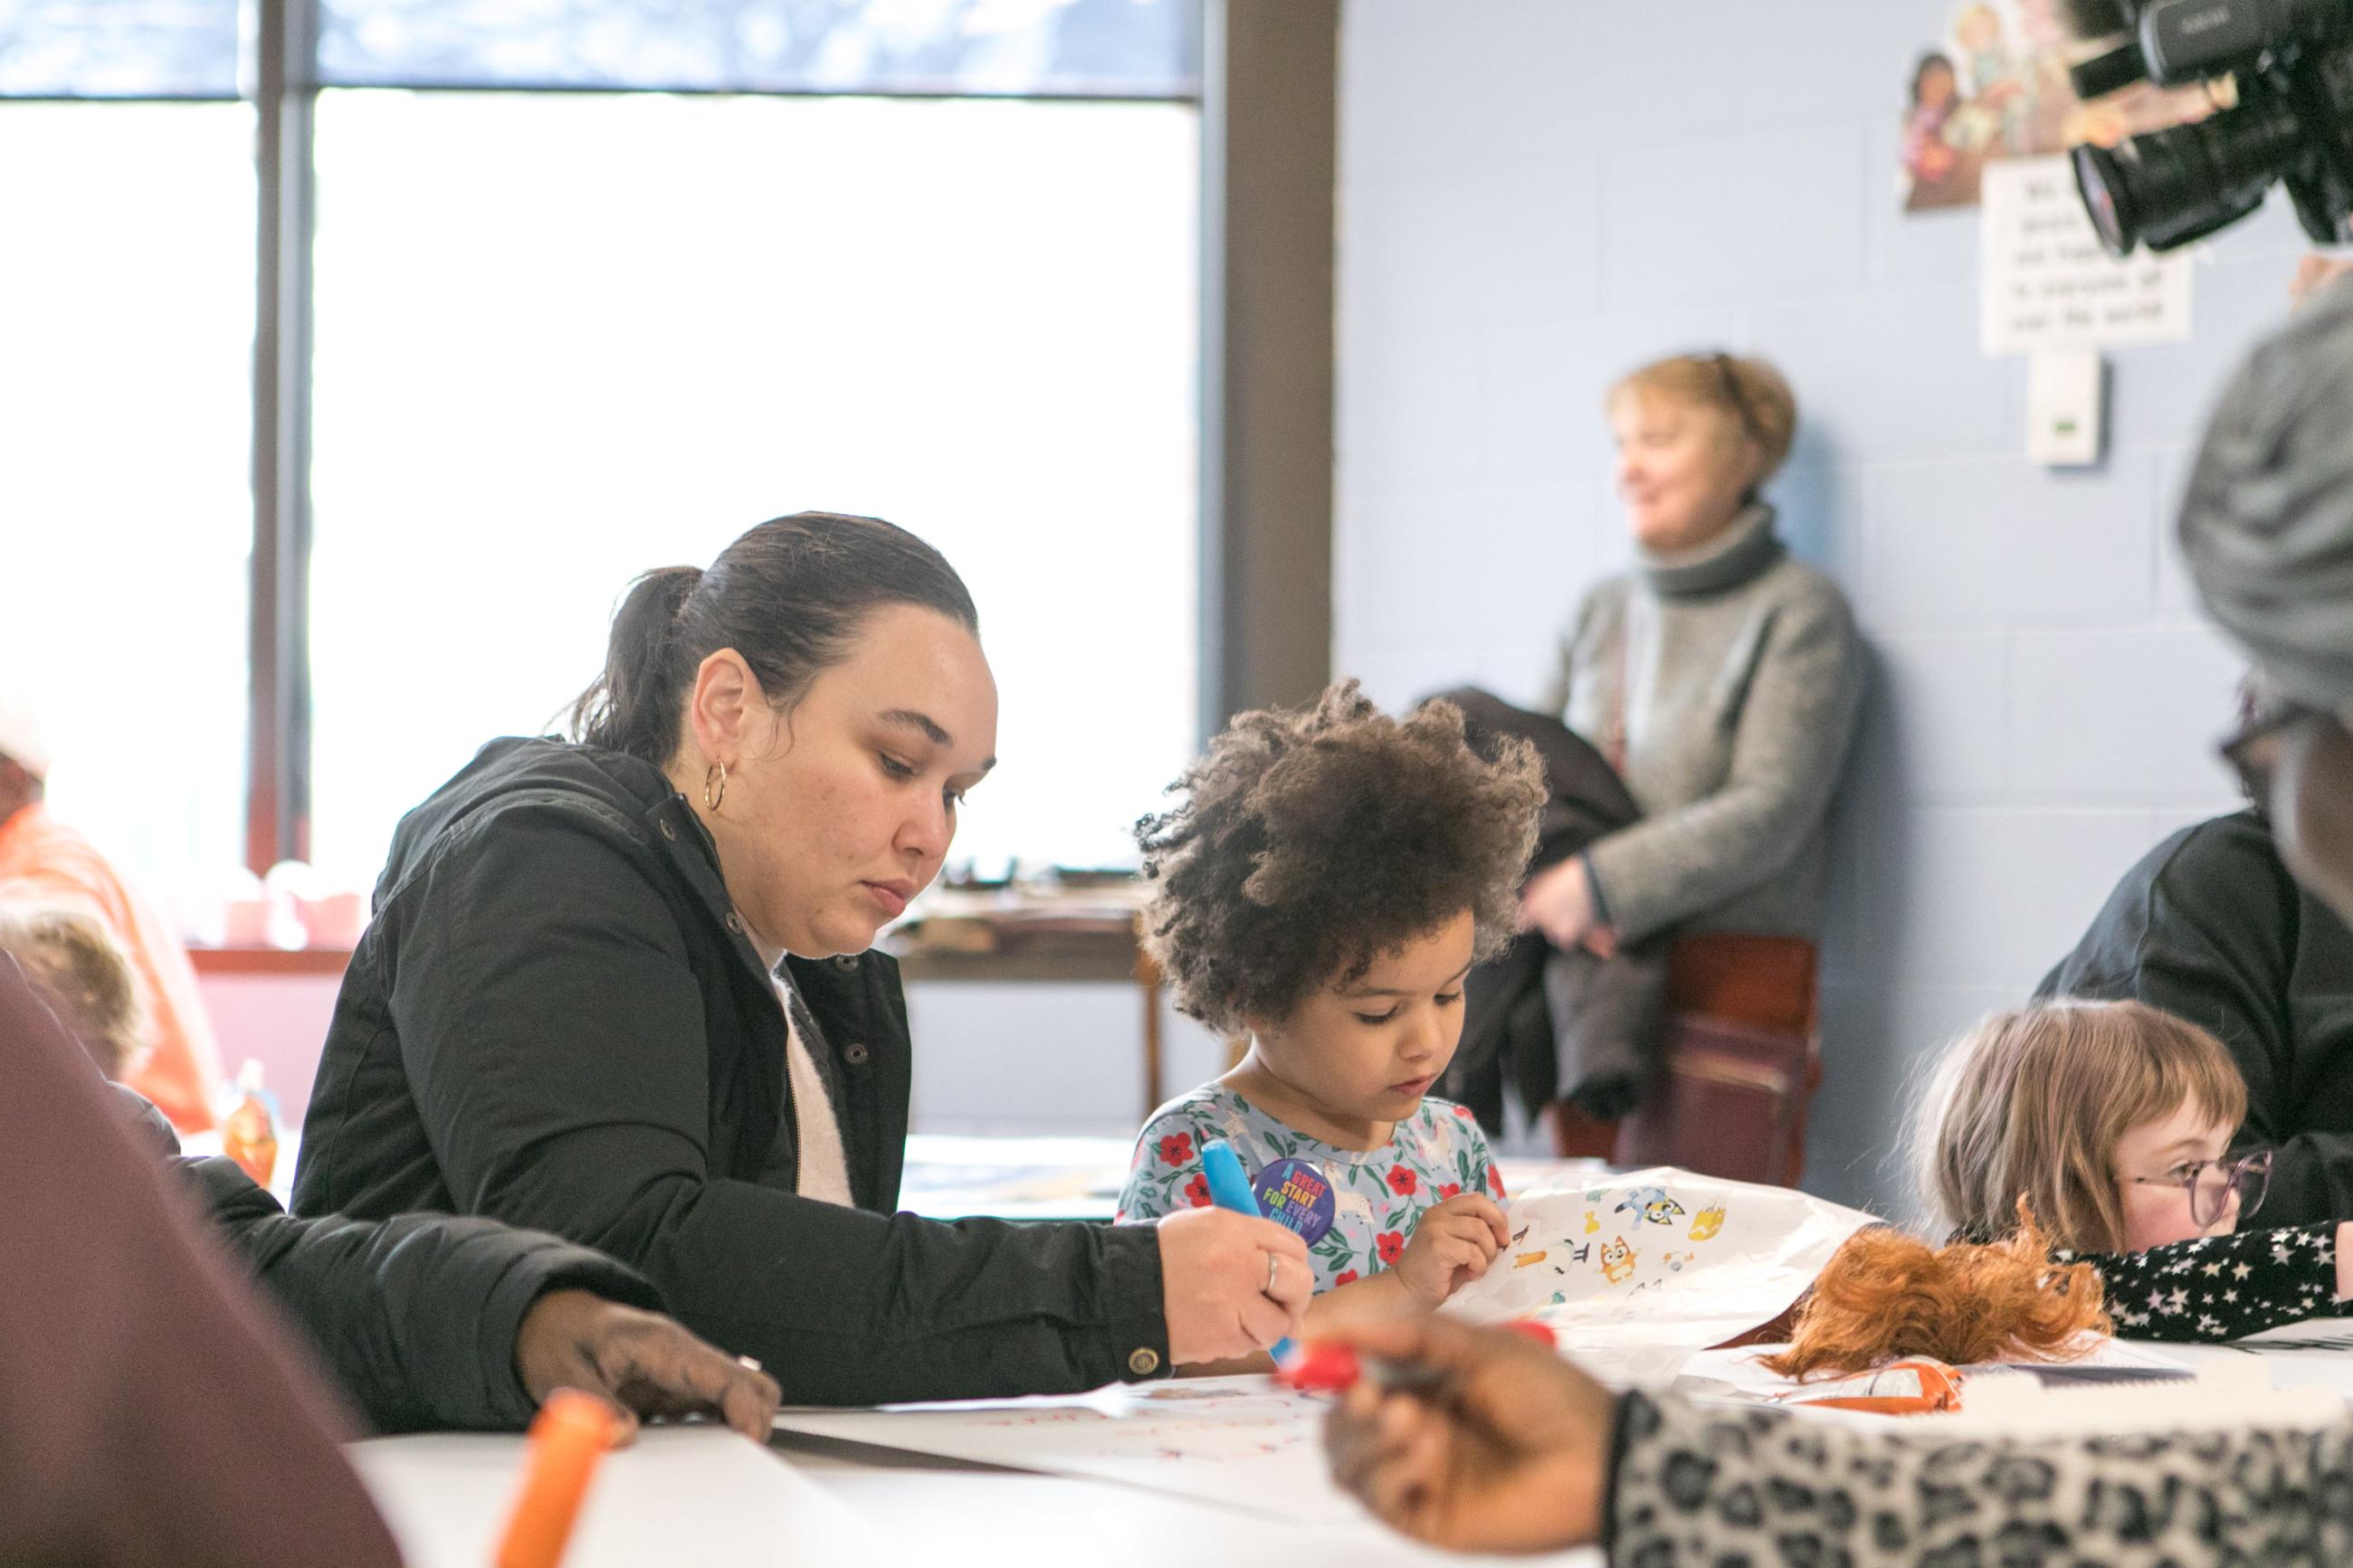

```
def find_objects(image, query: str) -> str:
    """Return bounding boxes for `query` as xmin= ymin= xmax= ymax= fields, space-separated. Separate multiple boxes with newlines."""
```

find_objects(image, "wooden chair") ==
xmin=1543 ymin=934 xmax=1822 ymax=1188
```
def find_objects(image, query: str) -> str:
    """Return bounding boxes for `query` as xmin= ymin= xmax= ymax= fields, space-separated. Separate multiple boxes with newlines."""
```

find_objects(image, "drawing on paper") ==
xmin=1445 ymin=1166 xmax=1879 ymax=1382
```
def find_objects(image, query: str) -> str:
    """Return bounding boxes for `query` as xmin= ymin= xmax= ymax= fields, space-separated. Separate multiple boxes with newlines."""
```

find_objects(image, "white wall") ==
xmin=1336 ymin=2 xmax=2312 ymax=1212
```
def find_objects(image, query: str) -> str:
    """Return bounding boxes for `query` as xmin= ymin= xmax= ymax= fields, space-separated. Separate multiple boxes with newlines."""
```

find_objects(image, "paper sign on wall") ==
xmin=1980 ymin=155 xmax=2194 ymax=356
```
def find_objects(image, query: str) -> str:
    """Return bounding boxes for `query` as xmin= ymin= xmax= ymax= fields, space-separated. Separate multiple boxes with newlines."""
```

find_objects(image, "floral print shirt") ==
xmin=1116 ymin=1082 xmax=1503 ymax=1294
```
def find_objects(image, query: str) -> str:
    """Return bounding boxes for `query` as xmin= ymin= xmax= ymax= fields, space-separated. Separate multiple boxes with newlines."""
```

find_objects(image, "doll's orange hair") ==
xmin=1759 ymin=1200 xmax=2109 ymax=1380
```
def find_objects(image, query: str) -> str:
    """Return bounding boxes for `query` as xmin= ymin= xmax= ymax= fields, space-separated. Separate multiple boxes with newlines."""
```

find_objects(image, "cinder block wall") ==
xmin=1335 ymin=2 xmax=2312 ymax=1211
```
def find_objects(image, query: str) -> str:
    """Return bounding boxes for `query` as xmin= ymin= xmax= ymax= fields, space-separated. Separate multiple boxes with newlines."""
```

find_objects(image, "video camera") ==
xmin=2060 ymin=0 xmax=2353 ymax=254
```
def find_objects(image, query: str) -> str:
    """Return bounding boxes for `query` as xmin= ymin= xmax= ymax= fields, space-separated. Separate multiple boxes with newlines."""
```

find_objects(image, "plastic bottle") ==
xmin=221 ymin=1059 xmax=281 ymax=1189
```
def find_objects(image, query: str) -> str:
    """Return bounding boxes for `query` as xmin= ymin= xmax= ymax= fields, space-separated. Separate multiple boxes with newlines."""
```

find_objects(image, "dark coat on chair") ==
xmin=1426 ymin=689 xmax=1669 ymax=1129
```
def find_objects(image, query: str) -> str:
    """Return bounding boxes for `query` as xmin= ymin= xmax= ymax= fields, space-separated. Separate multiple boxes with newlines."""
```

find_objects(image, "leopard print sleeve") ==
xmin=1607 ymin=1389 xmax=2353 ymax=1564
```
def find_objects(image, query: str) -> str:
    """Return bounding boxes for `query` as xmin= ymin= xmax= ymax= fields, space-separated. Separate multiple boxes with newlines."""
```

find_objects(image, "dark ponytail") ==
xmin=567 ymin=511 xmax=980 ymax=765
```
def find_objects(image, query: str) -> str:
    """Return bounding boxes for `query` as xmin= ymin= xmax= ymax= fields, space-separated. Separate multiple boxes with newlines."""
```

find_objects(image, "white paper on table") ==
xmin=1677 ymin=1334 xmax=2192 ymax=1403
xmin=772 ymin=1374 xmax=1368 ymax=1526
xmin=771 ymin=1171 xmax=1875 ymax=1530
xmin=349 ymin=1425 xmax=875 ymax=1568
xmin=1443 ymin=1165 xmax=1879 ymax=1386
xmin=1675 ymin=1336 xmax=2345 ymax=1439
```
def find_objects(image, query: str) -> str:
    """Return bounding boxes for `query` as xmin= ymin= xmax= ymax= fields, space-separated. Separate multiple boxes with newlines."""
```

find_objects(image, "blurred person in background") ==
xmin=1527 ymin=352 xmax=1864 ymax=967
xmin=0 ymin=690 xmax=224 ymax=1129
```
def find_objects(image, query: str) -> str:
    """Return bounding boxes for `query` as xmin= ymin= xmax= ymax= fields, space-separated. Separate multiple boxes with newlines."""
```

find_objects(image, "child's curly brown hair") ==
xmin=1136 ymin=681 xmax=1545 ymax=1035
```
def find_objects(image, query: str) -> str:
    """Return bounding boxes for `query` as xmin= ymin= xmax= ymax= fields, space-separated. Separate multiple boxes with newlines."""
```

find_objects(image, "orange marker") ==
xmin=494 ymin=1391 xmax=619 ymax=1568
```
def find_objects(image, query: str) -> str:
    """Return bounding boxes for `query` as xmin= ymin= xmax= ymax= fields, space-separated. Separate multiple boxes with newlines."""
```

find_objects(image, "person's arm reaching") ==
xmin=1319 ymin=1313 xmax=2353 ymax=1564
xmin=193 ymin=1153 xmax=777 ymax=1437
xmin=2059 ymin=1223 xmax=2347 ymax=1342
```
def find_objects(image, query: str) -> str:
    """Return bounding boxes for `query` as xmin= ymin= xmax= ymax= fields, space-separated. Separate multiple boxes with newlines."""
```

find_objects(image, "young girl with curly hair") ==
xmin=1914 ymin=997 xmax=2351 ymax=1341
xmin=1117 ymin=683 xmax=1547 ymax=1345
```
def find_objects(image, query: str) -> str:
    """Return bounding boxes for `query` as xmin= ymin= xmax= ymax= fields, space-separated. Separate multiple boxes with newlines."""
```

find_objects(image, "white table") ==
xmin=354 ymin=1421 xmax=1602 ymax=1568
xmin=355 ymin=1327 xmax=2353 ymax=1568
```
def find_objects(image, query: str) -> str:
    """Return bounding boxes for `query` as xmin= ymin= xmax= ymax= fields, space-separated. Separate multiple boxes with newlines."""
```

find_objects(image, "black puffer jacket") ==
xmin=117 ymin=1087 xmax=656 ymax=1433
xmin=292 ymin=737 xmax=1167 ymax=1404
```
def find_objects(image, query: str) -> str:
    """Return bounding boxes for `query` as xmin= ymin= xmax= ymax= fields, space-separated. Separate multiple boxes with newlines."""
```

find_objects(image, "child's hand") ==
xmin=1392 ymin=1194 xmax=1511 ymax=1307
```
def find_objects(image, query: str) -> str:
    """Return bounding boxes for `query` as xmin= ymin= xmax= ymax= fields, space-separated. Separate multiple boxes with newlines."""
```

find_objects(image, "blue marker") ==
xmin=1199 ymin=1138 xmax=1298 ymax=1364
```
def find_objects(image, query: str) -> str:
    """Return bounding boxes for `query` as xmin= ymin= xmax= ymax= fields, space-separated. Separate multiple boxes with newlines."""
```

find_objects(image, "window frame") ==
xmin=11 ymin=0 xmax=1333 ymax=885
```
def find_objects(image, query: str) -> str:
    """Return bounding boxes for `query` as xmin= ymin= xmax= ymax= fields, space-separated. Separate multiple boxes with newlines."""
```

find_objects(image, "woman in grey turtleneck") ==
xmin=1526 ymin=351 xmax=1864 ymax=959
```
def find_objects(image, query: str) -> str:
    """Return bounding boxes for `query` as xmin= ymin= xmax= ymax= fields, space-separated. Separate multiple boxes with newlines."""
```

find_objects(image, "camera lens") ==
xmin=2069 ymin=95 xmax=2304 ymax=254
xmin=2072 ymin=142 xmax=2138 ymax=252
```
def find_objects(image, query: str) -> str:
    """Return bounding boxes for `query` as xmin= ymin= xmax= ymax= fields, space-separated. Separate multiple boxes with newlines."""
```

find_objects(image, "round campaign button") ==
xmin=1250 ymin=1156 xmax=1337 ymax=1246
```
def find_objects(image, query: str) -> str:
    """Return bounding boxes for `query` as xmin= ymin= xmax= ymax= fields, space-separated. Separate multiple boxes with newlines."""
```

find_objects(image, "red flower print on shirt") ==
xmin=1334 ymin=1269 xmax=1360 ymax=1288
xmin=1386 ymin=1167 xmax=1419 ymax=1196
xmin=1451 ymin=1105 xmax=1473 ymax=1119
xmin=1184 ymin=1173 xmax=1212 ymax=1208
xmin=1438 ymin=1183 xmax=1462 ymax=1200
xmin=1158 ymin=1132 xmax=1195 ymax=1167
xmin=1486 ymin=1166 xmax=1506 ymax=1198
xmin=1376 ymin=1231 xmax=1405 ymax=1266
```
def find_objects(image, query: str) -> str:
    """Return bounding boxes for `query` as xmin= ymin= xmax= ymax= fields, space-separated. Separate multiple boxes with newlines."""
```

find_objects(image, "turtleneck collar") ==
xmin=1636 ymin=500 xmax=1784 ymax=599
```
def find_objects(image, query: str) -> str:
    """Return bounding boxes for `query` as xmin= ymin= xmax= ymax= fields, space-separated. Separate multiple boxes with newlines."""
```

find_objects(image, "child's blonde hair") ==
xmin=1917 ymin=999 xmax=2246 ymax=1254
xmin=0 ymin=900 xmax=148 ymax=1079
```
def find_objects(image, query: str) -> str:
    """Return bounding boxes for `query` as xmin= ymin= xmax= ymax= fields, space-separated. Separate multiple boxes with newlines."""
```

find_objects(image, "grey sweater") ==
xmin=1542 ymin=504 xmax=1865 ymax=946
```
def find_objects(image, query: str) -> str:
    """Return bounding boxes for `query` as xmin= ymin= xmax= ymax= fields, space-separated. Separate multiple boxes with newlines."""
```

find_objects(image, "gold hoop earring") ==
xmin=702 ymin=762 xmax=729 ymax=813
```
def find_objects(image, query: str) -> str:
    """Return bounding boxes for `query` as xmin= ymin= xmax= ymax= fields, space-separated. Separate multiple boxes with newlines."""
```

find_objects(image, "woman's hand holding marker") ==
xmin=1391 ymin=1193 xmax=1511 ymax=1307
xmin=1156 ymin=1207 xmax=1311 ymax=1365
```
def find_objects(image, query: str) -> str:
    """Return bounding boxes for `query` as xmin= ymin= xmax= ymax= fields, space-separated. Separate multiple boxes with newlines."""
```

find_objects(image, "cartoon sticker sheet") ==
xmin=1444 ymin=1165 xmax=1878 ymax=1381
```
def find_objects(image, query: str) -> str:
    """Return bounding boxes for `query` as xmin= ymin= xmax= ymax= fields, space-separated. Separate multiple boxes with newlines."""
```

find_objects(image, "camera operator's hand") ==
xmin=1322 ymin=1314 xmax=1617 ymax=1554
xmin=2293 ymin=253 xmax=2353 ymax=309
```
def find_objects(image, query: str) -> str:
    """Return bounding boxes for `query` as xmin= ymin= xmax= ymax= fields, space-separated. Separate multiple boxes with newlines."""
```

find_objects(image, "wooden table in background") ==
xmin=886 ymin=896 xmax=1168 ymax=1122
xmin=188 ymin=908 xmax=1177 ymax=1123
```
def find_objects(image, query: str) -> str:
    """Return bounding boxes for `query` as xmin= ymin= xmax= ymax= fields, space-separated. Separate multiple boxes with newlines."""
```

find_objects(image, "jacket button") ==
xmin=832 ymin=953 xmax=861 ymax=973
xmin=725 ymin=911 xmax=745 ymax=935
xmin=1127 ymin=1347 xmax=1161 ymax=1377
xmin=842 ymin=1041 xmax=870 ymax=1066
xmin=659 ymin=818 xmax=677 ymax=841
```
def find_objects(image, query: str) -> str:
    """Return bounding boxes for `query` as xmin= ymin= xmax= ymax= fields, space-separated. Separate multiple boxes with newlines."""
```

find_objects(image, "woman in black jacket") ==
xmin=293 ymin=511 xmax=1308 ymax=1405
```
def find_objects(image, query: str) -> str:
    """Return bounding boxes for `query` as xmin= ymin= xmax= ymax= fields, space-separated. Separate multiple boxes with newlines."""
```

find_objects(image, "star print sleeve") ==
xmin=1116 ymin=1104 xmax=1216 ymax=1223
xmin=2057 ymin=1224 xmax=2339 ymax=1341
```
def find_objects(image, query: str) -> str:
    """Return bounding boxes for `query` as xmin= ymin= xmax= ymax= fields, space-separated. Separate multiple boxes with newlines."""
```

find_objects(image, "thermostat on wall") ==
xmin=2027 ymin=349 xmax=2104 ymax=467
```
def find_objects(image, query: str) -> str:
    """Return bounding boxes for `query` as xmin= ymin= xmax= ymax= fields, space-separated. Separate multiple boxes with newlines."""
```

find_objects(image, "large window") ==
xmin=0 ymin=101 xmax=254 ymax=913
xmin=3 ymin=1 xmax=1202 ymax=917
xmin=308 ymin=90 xmax=1198 ymax=883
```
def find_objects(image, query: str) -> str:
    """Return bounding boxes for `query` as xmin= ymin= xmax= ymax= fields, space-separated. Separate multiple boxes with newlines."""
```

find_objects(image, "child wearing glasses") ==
xmin=1921 ymin=998 xmax=2346 ymax=1340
